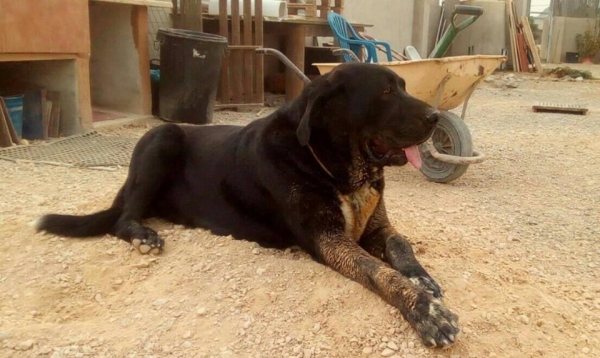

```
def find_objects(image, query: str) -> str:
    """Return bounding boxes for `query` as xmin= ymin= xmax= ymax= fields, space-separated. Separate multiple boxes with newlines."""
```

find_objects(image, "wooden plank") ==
xmin=288 ymin=0 xmax=299 ymax=16
xmin=0 ymin=101 xmax=14 ymax=147
xmin=243 ymin=0 xmax=254 ymax=102
xmin=231 ymin=0 xmax=243 ymax=104
xmin=532 ymin=102 xmax=588 ymax=115
xmin=172 ymin=0 xmax=179 ymax=28
xmin=506 ymin=0 xmax=519 ymax=72
xmin=254 ymin=0 xmax=264 ymax=104
xmin=215 ymin=102 xmax=264 ymax=109
xmin=92 ymin=0 xmax=173 ymax=8
xmin=516 ymin=31 xmax=530 ymax=72
xmin=228 ymin=45 xmax=261 ymax=49
xmin=319 ymin=0 xmax=330 ymax=19
xmin=334 ymin=0 xmax=343 ymax=14
xmin=288 ymin=2 xmax=317 ymax=18
xmin=42 ymin=99 xmax=52 ymax=139
xmin=511 ymin=0 xmax=528 ymax=72
xmin=218 ymin=0 xmax=230 ymax=104
xmin=0 ymin=98 xmax=20 ymax=145
xmin=0 ymin=0 xmax=90 ymax=54
xmin=45 ymin=92 xmax=61 ymax=138
xmin=521 ymin=16 xmax=543 ymax=73
xmin=132 ymin=6 xmax=152 ymax=115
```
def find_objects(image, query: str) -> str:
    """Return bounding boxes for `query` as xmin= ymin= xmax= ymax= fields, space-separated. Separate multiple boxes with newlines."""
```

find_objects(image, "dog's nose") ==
xmin=426 ymin=111 xmax=440 ymax=124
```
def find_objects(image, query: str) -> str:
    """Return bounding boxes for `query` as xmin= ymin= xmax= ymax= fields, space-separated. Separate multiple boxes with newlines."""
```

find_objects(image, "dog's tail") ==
xmin=31 ymin=207 xmax=121 ymax=238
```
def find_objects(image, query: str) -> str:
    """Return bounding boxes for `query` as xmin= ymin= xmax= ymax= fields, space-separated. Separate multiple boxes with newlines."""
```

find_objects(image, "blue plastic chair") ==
xmin=327 ymin=12 xmax=393 ymax=63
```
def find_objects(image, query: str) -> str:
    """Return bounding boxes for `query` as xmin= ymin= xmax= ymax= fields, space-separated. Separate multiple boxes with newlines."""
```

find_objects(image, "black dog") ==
xmin=34 ymin=63 xmax=459 ymax=348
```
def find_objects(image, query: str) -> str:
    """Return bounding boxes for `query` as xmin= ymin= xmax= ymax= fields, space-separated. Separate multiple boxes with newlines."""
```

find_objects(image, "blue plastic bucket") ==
xmin=3 ymin=95 xmax=24 ymax=138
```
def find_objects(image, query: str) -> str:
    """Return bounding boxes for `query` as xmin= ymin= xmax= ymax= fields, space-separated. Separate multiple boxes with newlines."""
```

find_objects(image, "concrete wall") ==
xmin=446 ymin=1 xmax=507 ymax=57
xmin=546 ymin=16 xmax=596 ymax=63
xmin=442 ymin=0 xmax=507 ymax=57
xmin=412 ymin=0 xmax=443 ymax=58
xmin=343 ymin=0 xmax=415 ymax=61
xmin=89 ymin=2 xmax=144 ymax=114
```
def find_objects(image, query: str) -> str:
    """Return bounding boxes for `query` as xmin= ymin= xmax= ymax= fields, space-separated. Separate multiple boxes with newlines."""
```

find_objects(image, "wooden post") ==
xmin=255 ymin=0 xmax=264 ymax=104
xmin=219 ymin=0 xmax=230 ymax=104
xmin=320 ymin=0 xmax=330 ymax=18
xmin=243 ymin=0 xmax=254 ymax=102
xmin=180 ymin=0 xmax=203 ymax=32
xmin=231 ymin=0 xmax=243 ymax=104
xmin=285 ymin=24 xmax=305 ymax=102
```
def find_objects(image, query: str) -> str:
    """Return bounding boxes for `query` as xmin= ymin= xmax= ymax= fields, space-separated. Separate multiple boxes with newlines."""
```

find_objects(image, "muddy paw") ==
xmin=410 ymin=275 xmax=443 ymax=298
xmin=131 ymin=227 xmax=164 ymax=255
xmin=414 ymin=298 xmax=459 ymax=348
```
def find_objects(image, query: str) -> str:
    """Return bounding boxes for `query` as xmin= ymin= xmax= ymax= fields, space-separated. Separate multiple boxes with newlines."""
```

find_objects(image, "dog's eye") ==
xmin=383 ymin=86 xmax=392 ymax=94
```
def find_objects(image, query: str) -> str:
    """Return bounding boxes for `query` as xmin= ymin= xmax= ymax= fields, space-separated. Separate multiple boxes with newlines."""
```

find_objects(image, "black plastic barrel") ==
xmin=157 ymin=29 xmax=228 ymax=124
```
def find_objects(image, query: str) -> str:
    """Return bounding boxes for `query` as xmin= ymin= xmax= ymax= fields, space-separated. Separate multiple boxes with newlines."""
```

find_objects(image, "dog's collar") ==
xmin=307 ymin=144 xmax=335 ymax=178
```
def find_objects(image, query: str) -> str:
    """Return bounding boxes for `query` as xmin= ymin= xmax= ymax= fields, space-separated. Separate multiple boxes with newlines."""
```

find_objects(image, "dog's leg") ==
xmin=360 ymin=200 xmax=444 ymax=298
xmin=286 ymin=196 xmax=459 ymax=348
xmin=315 ymin=233 xmax=459 ymax=348
xmin=115 ymin=124 xmax=185 ymax=254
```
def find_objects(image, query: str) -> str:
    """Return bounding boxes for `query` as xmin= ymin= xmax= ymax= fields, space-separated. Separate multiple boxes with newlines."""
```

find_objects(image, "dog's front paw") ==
xmin=413 ymin=297 xmax=459 ymax=348
xmin=131 ymin=227 xmax=164 ymax=255
xmin=410 ymin=275 xmax=443 ymax=298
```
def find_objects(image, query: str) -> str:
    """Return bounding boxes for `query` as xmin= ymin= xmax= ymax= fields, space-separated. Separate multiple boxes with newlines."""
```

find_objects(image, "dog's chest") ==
xmin=339 ymin=185 xmax=381 ymax=241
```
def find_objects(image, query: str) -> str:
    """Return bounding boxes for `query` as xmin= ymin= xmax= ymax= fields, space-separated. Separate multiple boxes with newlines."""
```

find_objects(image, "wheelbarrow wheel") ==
xmin=419 ymin=110 xmax=473 ymax=183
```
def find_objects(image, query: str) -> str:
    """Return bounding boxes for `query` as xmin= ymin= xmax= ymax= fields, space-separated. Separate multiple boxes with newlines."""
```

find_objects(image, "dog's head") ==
xmin=296 ymin=62 xmax=439 ymax=168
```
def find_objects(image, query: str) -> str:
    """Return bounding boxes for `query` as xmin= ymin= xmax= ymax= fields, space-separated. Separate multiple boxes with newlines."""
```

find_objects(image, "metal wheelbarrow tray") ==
xmin=312 ymin=55 xmax=507 ymax=183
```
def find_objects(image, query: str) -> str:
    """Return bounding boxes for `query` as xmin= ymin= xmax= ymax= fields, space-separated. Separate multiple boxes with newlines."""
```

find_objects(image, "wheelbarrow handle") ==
xmin=429 ymin=5 xmax=483 ymax=58
xmin=256 ymin=47 xmax=312 ymax=85
xmin=451 ymin=5 xmax=483 ymax=32
xmin=454 ymin=5 xmax=483 ymax=17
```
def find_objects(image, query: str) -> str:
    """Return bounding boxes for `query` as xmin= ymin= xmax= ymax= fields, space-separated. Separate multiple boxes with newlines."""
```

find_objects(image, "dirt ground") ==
xmin=1 ymin=73 xmax=599 ymax=358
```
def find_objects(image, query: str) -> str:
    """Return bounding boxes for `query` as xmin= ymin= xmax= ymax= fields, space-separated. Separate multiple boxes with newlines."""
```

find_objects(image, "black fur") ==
xmin=35 ymin=63 xmax=461 ymax=348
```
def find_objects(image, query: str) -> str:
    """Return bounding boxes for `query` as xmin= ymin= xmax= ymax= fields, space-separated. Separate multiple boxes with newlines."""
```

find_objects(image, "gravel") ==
xmin=0 ymin=74 xmax=599 ymax=357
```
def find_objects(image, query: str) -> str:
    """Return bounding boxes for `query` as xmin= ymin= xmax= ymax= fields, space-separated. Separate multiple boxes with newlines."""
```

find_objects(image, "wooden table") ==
xmin=203 ymin=16 xmax=372 ymax=102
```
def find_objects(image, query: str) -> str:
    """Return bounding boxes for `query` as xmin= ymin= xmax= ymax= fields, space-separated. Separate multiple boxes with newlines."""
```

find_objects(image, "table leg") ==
xmin=285 ymin=24 xmax=306 ymax=102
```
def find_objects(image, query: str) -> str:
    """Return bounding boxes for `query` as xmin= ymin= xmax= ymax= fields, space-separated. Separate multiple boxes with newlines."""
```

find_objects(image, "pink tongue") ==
xmin=404 ymin=145 xmax=422 ymax=170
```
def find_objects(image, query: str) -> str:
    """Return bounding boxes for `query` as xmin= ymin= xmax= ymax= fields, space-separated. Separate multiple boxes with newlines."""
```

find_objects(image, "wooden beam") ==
xmin=506 ymin=0 xmax=520 ymax=71
xmin=254 ymin=0 xmax=264 ymax=104
xmin=0 ymin=101 xmax=14 ymax=147
xmin=521 ymin=16 xmax=543 ymax=73
xmin=0 ymin=98 xmax=20 ymax=145
xmin=180 ymin=0 xmax=203 ymax=31
xmin=231 ymin=0 xmax=243 ymax=104
xmin=243 ymin=0 xmax=254 ymax=102
xmin=218 ymin=0 xmax=230 ymax=104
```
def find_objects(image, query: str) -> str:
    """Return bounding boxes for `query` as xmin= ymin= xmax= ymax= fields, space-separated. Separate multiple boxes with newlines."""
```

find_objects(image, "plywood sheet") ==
xmin=0 ymin=0 xmax=90 ymax=54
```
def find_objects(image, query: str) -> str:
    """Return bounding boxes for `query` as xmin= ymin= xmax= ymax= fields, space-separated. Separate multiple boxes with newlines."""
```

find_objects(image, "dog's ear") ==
xmin=296 ymin=71 xmax=344 ymax=146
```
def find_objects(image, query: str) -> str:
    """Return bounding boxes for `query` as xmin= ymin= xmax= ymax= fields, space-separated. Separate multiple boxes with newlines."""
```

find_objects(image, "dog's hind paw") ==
xmin=414 ymin=298 xmax=460 ymax=349
xmin=131 ymin=227 xmax=164 ymax=255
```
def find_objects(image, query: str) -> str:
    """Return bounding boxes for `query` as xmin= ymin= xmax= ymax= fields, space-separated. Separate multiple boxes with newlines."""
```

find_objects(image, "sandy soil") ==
xmin=1 ymin=74 xmax=599 ymax=358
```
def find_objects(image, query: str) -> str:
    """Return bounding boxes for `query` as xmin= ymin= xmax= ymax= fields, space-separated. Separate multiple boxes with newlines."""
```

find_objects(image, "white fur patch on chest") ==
xmin=338 ymin=185 xmax=381 ymax=241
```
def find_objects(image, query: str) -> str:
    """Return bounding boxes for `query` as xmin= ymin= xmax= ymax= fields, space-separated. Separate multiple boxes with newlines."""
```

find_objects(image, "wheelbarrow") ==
xmin=313 ymin=55 xmax=506 ymax=183
xmin=309 ymin=5 xmax=506 ymax=183
xmin=257 ymin=5 xmax=505 ymax=183
xmin=257 ymin=47 xmax=504 ymax=182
